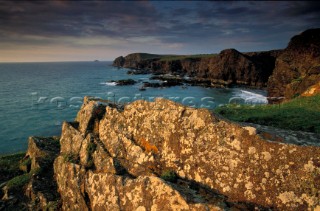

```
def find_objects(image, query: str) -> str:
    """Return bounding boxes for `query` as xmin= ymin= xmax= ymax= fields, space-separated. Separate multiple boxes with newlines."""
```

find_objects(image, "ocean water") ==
xmin=0 ymin=61 xmax=267 ymax=154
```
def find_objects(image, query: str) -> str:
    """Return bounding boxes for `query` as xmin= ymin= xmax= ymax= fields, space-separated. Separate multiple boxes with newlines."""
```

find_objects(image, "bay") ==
xmin=0 ymin=61 xmax=267 ymax=154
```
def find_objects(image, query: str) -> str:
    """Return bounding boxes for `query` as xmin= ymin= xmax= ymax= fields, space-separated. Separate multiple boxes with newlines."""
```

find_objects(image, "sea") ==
xmin=0 ymin=61 xmax=267 ymax=155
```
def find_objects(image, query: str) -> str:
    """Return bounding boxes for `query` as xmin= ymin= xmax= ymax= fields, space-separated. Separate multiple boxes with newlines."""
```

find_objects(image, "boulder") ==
xmin=53 ymin=97 xmax=320 ymax=210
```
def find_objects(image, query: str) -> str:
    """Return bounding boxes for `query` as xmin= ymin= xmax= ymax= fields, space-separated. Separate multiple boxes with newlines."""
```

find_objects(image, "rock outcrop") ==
xmin=114 ymin=28 xmax=320 ymax=102
xmin=267 ymin=28 xmax=320 ymax=103
xmin=1 ymin=136 xmax=61 ymax=210
xmin=2 ymin=97 xmax=319 ymax=210
xmin=301 ymin=81 xmax=320 ymax=97
xmin=113 ymin=50 xmax=281 ymax=88
xmin=54 ymin=97 xmax=319 ymax=210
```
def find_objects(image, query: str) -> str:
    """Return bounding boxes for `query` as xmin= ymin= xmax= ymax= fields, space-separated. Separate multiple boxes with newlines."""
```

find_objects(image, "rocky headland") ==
xmin=267 ymin=28 xmax=320 ymax=103
xmin=1 ymin=96 xmax=319 ymax=210
xmin=1 ymin=28 xmax=319 ymax=210
xmin=113 ymin=28 xmax=320 ymax=103
xmin=113 ymin=50 xmax=280 ymax=89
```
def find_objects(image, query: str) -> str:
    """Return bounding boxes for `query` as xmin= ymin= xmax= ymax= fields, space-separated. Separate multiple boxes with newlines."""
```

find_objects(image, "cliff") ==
xmin=113 ymin=50 xmax=281 ymax=88
xmin=114 ymin=28 xmax=320 ymax=102
xmin=2 ymin=97 xmax=319 ymax=210
xmin=268 ymin=28 xmax=320 ymax=103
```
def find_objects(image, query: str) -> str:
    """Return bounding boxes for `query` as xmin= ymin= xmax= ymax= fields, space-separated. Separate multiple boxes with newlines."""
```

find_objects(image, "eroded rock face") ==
xmin=53 ymin=97 xmax=320 ymax=210
xmin=112 ymin=50 xmax=280 ymax=88
xmin=301 ymin=81 xmax=320 ymax=97
xmin=22 ymin=137 xmax=60 ymax=210
xmin=113 ymin=56 xmax=125 ymax=67
xmin=268 ymin=28 xmax=320 ymax=103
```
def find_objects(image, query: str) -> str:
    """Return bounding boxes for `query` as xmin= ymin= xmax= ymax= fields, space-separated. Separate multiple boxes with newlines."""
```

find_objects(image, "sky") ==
xmin=0 ymin=1 xmax=319 ymax=62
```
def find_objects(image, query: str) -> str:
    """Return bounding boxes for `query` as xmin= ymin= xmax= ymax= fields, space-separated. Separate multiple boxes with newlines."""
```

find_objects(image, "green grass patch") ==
xmin=132 ymin=53 xmax=218 ymax=62
xmin=87 ymin=142 xmax=97 ymax=155
xmin=161 ymin=170 xmax=178 ymax=183
xmin=0 ymin=152 xmax=26 ymax=183
xmin=6 ymin=168 xmax=40 ymax=189
xmin=44 ymin=201 xmax=60 ymax=210
xmin=291 ymin=77 xmax=303 ymax=83
xmin=0 ymin=152 xmax=25 ymax=171
xmin=20 ymin=157 xmax=31 ymax=167
xmin=6 ymin=173 xmax=31 ymax=189
xmin=85 ymin=142 xmax=97 ymax=169
xmin=215 ymin=95 xmax=320 ymax=133
xmin=159 ymin=54 xmax=217 ymax=62
xmin=136 ymin=53 xmax=166 ymax=60
xmin=63 ymin=152 xmax=79 ymax=164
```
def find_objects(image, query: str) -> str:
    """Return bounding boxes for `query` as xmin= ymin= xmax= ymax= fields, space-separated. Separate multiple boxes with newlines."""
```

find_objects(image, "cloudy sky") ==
xmin=0 ymin=1 xmax=319 ymax=62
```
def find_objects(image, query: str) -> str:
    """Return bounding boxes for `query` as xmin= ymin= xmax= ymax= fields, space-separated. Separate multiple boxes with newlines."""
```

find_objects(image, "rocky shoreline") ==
xmin=113 ymin=49 xmax=279 ymax=90
xmin=113 ymin=29 xmax=320 ymax=103
xmin=1 ymin=97 xmax=319 ymax=210
xmin=0 ymin=28 xmax=319 ymax=210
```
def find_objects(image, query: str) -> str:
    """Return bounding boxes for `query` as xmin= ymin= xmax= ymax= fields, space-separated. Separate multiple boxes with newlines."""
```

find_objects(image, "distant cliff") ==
xmin=114 ymin=28 xmax=320 ymax=103
xmin=114 ymin=50 xmax=281 ymax=88
xmin=268 ymin=28 xmax=320 ymax=103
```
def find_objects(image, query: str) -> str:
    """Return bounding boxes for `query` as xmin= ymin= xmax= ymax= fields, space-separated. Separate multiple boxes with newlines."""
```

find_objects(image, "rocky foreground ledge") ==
xmin=1 ymin=97 xmax=320 ymax=210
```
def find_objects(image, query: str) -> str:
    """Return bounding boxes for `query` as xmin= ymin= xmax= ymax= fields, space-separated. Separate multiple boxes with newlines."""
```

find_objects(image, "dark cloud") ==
xmin=0 ymin=1 xmax=319 ymax=61
xmin=0 ymin=1 xmax=160 ymax=38
xmin=282 ymin=1 xmax=320 ymax=16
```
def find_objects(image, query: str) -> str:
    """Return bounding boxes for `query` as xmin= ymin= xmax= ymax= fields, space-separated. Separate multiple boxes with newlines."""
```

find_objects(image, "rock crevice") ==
xmin=52 ymin=97 xmax=320 ymax=210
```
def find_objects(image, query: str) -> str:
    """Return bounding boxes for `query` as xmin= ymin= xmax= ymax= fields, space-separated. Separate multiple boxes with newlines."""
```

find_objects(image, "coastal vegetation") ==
xmin=128 ymin=53 xmax=218 ymax=61
xmin=158 ymin=53 xmax=217 ymax=61
xmin=215 ymin=94 xmax=320 ymax=133
xmin=160 ymin=170 xmax=178 ymax=183
xmin=0 ymin=152 xmax=25 ymax=184
xmin=6 ymin=168 xmax=40 ymax=190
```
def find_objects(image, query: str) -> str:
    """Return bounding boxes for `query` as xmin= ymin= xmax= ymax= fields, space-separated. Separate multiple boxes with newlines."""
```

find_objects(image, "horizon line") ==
xmin=0 ymin=60 xmax=113 ymax=64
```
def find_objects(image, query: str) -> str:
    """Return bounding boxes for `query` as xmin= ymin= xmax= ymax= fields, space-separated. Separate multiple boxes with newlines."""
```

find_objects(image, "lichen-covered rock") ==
xmin=97 ymin=98 xmax=320 ymax=210
xmin=60 ymin=122 xmax=84 ymax=155
xmin=54 ymin=156 xmax=88 ymax=211
xmin=26 ymin=136 xmax=59 ymax=169
xmin=52 ymin=97 xmax=320 ymax=210
xmin=85 ymin=172 xmax=223 ymax=211
xmin=75 ymin=96 xmax=107 ymax=134
xmin=54 ymin=147 xmax=227 ymax=210
xmin=20 ymin=137 xmax=60 ymax=210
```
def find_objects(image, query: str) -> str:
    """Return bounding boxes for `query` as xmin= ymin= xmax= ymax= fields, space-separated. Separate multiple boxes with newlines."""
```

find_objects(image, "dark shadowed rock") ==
xmin=268 ymin=28 xmax=320 ymax=103
xmin=112 ymin=50 xmax=280 ymax=88
xmin=0 ymin=136 xmax=61 ymax=210
xmin=113 ymin=56 xmax=125 ymax=67
xmin=110 ymin=79 xmax=137 ymax=86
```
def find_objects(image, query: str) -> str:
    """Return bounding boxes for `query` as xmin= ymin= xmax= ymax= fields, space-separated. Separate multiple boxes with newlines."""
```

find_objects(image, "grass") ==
xmin=136 ymin=53 xmax=166 ymax=60
xmin=161 ymin=170 xmax=178 ymax=183
xmin=85 ymin=142 xmax=97 ymax=169
xmin=87 ymin=142 xmax=97 ymax=155
xmin=0 ymin=152 xmax=25 ymax=183
xmin=0 ymin=152 xmax=25 ymax=172
xmin=44 ymin=201 xmax=60 ymax=210
xmin=132 ymin=53 xmax=218 ymax=62
xmin=215 ymin=95 xmax=320 ymax=133
xmin=158 ymin=54 xmax=217 ymax=62
xmin=6 ymin=173 xmax=31 ymax=189
xmin=20 ymin=157 xmax=31 ymax=167
xmin=6 ymin=168 xmax=41 ymax=190
xmin=63 ymin=153 xmax=79 ymax=164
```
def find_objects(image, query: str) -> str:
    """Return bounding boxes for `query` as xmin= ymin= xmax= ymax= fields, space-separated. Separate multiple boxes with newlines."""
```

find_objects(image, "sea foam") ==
xmin=100 ymin=82 xmax=117 ymax=86
xmin=236 ymin=89 xmax=268 ymax=104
